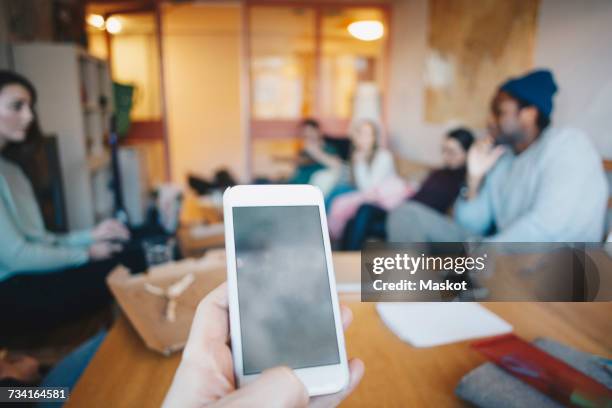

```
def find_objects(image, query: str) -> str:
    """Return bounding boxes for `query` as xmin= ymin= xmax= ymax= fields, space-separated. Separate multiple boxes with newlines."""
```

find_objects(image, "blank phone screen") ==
xmin=232 ymin=205 xmax=340 ymax=375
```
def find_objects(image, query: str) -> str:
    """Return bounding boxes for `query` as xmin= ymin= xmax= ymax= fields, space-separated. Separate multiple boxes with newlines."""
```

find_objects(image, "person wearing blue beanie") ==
xmin=387 ymin=69 xmax=608 ymax=243
xmin=483 ymin=69 xmax=558 ymax=151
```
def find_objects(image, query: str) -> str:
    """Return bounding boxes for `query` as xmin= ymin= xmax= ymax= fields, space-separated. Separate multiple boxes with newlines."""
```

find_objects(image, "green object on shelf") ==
xmin=113 ymin=82 xmax=134 ymax=137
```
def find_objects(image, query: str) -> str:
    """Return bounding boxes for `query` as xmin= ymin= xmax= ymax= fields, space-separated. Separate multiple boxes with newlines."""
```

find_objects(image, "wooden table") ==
xmin=67 ymin=257 xmax=612 ymax=407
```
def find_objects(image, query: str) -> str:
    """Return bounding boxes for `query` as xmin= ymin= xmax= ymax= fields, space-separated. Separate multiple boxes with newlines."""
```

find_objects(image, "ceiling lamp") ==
xmin=86 ymin=14 xmax=105 ymax=30
xmin=105 ymin=17 xmax=123 ymax=34
xmin=347 ymin=20 xmax=384 ymax=41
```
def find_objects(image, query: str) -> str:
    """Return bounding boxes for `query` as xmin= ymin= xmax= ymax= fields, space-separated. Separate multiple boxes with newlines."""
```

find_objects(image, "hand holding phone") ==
xmin=224 ymin=185 xmax=355 ymax=397
xmin=162 ymin=283 xmax=364 ymax=408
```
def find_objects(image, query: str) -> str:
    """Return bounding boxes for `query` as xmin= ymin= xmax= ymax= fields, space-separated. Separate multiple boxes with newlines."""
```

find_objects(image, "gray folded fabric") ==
xmin=455 ymin=337 xmax=611 ymax=408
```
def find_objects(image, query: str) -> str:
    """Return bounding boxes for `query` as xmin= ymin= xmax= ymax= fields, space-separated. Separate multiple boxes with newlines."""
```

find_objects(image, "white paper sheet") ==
xmin=376 ymin=302 xmax=512 ymax=348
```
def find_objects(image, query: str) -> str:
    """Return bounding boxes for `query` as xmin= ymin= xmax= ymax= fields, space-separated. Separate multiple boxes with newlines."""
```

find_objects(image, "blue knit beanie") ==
xmin=500 ymin=69 xmax=558 ymax=118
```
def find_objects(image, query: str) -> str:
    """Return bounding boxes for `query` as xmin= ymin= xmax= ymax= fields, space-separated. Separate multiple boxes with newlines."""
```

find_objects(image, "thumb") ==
xmin=213 ymin=367 xmax=308 ymax=408
xmin=491 ymin=145 xmax=507 ymax=161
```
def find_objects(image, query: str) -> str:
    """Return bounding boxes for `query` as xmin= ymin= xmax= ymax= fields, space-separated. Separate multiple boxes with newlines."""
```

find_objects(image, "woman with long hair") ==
xmin=0 ymin=70 xmax=130 ymax=337
xmin=349 ymin=120 xmax=394 ymax=191
xmin=327 ymin=120 xmax=400 ymax=240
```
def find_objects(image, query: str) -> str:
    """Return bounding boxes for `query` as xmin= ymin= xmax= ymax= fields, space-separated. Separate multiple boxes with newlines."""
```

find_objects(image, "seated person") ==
xmin=0 ymin=71 xmax=137 ymax=337
xmin=350 ymin=120 xmax=395 ymax=193
xmin=341 ymin=128 xmax=474 ymax=250
xmin=327 ymin=120 xmax=399 ymax=238
xmin=288 ymin=119 xmax=342 ymax=185
xmin=163 ymin=283 xmax=364 ymax=407
xmin=387 ymin=69 xmax=608 ymax=243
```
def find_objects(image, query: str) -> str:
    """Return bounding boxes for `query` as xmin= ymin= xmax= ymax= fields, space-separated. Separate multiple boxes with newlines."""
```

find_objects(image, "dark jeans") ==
xmin=0 ymin=227 xmax=175 ymax=342
xmin=341 ymin=204 xmax=388 ymax=250
xmin=0 ymin=255 xmax=131 ymax=342
xmin=387 ymin=201 xmax=475 ymax=243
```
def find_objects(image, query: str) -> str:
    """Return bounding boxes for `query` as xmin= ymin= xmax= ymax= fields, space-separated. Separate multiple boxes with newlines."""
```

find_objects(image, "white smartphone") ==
xmin=223 ymin=184 xmax=349 ymax=396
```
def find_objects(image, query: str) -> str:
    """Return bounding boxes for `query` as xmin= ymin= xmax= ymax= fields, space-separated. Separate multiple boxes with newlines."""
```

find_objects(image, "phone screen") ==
xmin=232 ymin=205 xmax=340 ymax=375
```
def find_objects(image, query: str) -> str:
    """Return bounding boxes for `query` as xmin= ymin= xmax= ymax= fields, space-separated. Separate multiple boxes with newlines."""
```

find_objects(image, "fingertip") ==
xmin=348 ymin=358 xmax=365 ymax=386
xmin=197 ymin=282 xmax=227 ymax=310
xmin=350 ymin=358 xmax=365 ymax=374
xmin=195 ymin=282 xmax=229 ymax=318
xmin=211 ymin=282 xmax=229 ymax=303
xmin=341 ymin=305 xmax=353 ymax=329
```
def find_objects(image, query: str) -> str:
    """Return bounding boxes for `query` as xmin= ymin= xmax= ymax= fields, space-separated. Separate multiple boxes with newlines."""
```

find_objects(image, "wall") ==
xmin=388 ymin=0 xmax=612 ymax=165
xmin=112 ymin=32 xmax=162 ymax=120
xmin=424 ymin=0 xmax=539 ymax=128
xmin=162 ymin=3 xmax=245 ymax=185
xmin=534 ymin=0 xmax=612 ymax=158
xmin=388 ymin=0 xmax=448 ymax=166
xmin=0 ymin=0 xmax=55 ymax=69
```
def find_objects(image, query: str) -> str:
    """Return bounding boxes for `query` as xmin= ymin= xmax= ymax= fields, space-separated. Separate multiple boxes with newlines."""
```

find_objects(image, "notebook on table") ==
xmin=456 ymin=338 xmax=612 ymax=408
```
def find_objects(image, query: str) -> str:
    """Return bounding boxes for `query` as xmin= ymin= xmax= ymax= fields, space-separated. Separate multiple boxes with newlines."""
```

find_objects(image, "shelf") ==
xmin=14 ymin=43 xmax=115 ymax=230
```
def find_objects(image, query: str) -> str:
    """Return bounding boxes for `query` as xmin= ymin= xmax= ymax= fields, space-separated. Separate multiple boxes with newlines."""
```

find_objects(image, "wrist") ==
xmin=465 ymin=175 xmax=483 ymax=199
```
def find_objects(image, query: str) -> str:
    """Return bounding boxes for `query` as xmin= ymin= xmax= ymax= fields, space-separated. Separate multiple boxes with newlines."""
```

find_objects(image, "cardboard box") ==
xmin=106 ymin=250 xmax=226 ymax=355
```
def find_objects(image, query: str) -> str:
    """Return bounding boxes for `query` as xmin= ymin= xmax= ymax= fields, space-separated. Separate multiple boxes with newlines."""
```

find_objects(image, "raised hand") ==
xmin=466 ymin=137 xmax=506 ymax=198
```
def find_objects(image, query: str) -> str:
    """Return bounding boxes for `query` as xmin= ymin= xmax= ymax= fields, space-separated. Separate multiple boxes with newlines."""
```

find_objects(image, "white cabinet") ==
xmin=13 ymin=43 xmax=114 ymax=230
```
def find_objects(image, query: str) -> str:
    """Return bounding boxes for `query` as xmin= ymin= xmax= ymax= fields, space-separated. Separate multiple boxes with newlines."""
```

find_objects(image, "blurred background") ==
xmin=0 ymin=0 xmax=610 ymax=232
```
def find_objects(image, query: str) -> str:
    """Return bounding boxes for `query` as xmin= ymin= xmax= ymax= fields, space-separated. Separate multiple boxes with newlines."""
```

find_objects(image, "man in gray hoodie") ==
xmin=388 ymin=70 xmax=608 ymax=242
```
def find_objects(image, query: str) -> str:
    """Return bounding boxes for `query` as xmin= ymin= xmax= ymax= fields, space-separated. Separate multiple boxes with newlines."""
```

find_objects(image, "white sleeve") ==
xmin=354 ymin=149 xmax=396 ymax=191
xmin=0 ymin=195 xmax=89 ymax=274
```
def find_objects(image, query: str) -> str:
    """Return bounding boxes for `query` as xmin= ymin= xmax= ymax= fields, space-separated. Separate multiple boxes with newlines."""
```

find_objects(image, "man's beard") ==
xmin=494 ymin=130 xmax=526 ymax=151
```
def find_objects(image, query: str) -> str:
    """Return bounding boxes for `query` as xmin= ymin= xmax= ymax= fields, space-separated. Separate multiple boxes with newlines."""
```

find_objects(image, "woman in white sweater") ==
xmin=327 ymin=120 xmax=403 ymax=239
xmin=350 ymin=120 xmax=395 ymax=191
